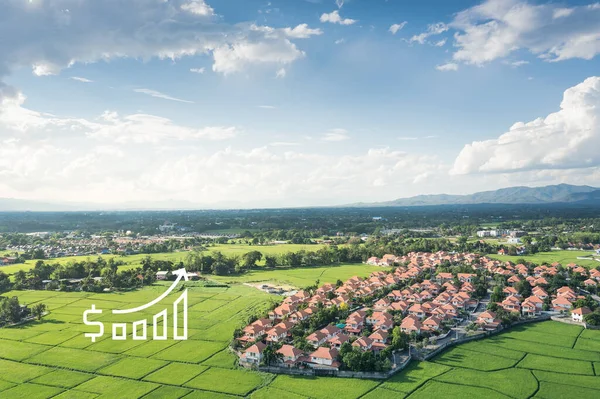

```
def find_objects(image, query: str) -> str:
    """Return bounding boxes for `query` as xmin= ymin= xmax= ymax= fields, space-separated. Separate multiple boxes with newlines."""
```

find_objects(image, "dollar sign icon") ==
xmin=83 ymin=304 xmax=104 ymax=342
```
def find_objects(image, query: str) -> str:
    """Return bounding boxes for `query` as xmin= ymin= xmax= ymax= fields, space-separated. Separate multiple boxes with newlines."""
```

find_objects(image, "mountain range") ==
xmin=345 ymin=184 xmax=600 ymax=207
xmin=0 ymin=184 xmax=599 ymax=211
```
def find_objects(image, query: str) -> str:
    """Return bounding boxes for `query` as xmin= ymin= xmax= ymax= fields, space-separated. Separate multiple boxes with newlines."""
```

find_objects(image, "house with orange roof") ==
xmin=374 ymin=298 xmax=391 ymax=311
xmin=266 ymin=324 xmax=288 ymax=343
xmin=388 ymin=301 xmax=409 ymax=313
xmin=503 ymin=286 xmax=519 ymax=297
xmin=436 ymin=272 xmax=454 ymax=283
xmin=583 ymin=279 xmax=597 ymax=288
xmin=507 ymin=275 xmax=522 ymax=285
xmin=457 ymin=273 xmax=476 ymax=283
xmin=552 ymin=295 xmax=573 ymax=312
xmin=242 ymin=342 xmax=267 ymax=365
xmin=328 ymin=333 xmax=350 ymax=349
xmin=422 ymin=316 xmax=442 ymax=332
xmin=408 ymin=303 xmax=426 ymax=319
xmin=521 ymin=300 xmax=538 ymax=316
xmin=387 ymin=290 xmax=403 ymax=301
xmin=400 ymin=315 xmax=422 ymax=334
xmin=369 ymin=329 xmax=389 ymax=347
xmin=269 ymin=303 xmax=295 ymax=320
xmin=308 ymin=347 xmax=340 ymax=369
xmin=352 ymin=336 xmax=373 ymax=351
xmin=532 ymin=286 xmax=548 ymax=300
xmin=571 ymin=307 xmax=592 ymax=322
xmin=277 ymin=345 xmax=304 ymax=368
xmin=306 ymin=331 xmax=328 ymax=348
xmin=501 ymin=295 xmax=521 ymax=312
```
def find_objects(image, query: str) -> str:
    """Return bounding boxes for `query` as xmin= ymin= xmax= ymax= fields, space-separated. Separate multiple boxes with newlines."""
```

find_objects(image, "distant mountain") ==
xmin=1 ymin=184 xmax=599 ymax=211
xmin=347 ymin=184 xmax=600 ymax=207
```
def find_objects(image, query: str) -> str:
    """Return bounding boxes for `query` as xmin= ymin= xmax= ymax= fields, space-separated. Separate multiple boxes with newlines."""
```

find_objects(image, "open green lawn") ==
xmin=489 ymin=249 xmax=600 ymax=269
xmin=1 ymin=262 xmax=600 ymax=399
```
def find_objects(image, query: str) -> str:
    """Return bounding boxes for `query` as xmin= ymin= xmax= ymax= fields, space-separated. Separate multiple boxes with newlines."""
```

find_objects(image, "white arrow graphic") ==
xmin=112 ymin=268 xmax=189 ymax=314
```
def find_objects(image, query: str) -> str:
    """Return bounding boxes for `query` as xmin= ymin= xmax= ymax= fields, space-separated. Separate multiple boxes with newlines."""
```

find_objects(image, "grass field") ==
xmin=0 ymin=243 xmax=329 ymax=276
xmin=0 ymin=263 xmax=599 ymax=398
xmin=489 ymin=249 xmax=600 ymax=269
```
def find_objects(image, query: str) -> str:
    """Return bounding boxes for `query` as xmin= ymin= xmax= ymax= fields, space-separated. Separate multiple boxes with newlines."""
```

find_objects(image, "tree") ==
xmin=264 ymin=256 xmax=277 ymax=269
xmin=261 ymin=345 xmax=282 ymax=366
xmin=490 ymin=286 xmax=504 ymax=303
xmin=584 ymin=309 xmax=600 ymax=326
xmin=515 ymin=280 xmax=532 ymax=298
xmin=0 ymin=296 xmax=22 ymax=324
xmin=0 ymin=272 xmax=11 ymax=293
xmin=391 ymin=327 xmax=409 ymax=350
xmin=573 ymin=296 xmax=598 ymax=311
xmin=31 ymin=303 xmax=46 ymax=320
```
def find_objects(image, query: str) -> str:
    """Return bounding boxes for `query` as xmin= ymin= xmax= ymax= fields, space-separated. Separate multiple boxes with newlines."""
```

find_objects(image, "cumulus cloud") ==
xmin=389 ymin=22 xmax=407 ymax=35
xmin=213 ymin=41 xmax=302 ymax=75
xmin=451 ymin=76 xmax=600 ymax=175
xmin=180 ymin=0 xmax=214 ymax=16
xmin=0 ymin=0 xmax=314 ymax=99
xmin=133 ymin=89 xmax=194 ymax=103
xmin=450 ymin=0 xmax=600 ymax=65
xmin=436 ymin=63 xmax=459 ymax=71
xmin=275 ymin=68 xmax=287 ymax=78
xmin=282 ymin=24 xmax=323 ymax=39
xmin=320 ymin=10 xmax=357 ymax=25
xmin=190 ymin=67 xmax=206 ymax=74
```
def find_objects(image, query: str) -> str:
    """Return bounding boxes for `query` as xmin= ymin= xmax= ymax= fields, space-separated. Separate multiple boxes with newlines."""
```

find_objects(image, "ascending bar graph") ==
xmin=110 ymin=268 xmax=189 ymax=341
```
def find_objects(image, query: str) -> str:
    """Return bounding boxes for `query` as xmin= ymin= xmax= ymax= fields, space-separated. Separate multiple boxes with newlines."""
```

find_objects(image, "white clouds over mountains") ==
xmin=452 ymin=76 xmax=600 ymax=175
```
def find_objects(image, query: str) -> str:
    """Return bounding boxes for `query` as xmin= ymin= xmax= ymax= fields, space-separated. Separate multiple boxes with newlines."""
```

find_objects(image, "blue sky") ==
xmin=0 ymin=0 xmax=599 ymax=208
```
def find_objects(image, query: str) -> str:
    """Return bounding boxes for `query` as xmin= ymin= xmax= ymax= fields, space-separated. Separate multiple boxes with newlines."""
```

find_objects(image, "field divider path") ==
xmin=527 ymin=370 xmax=540 ymax=399
xmin=430 ymin=376 xmax=518 ymax=399
xmin=571 ymin=327 xmax=585 ymax=349
xmin=401 ymin=367 xmax=454 ymax=399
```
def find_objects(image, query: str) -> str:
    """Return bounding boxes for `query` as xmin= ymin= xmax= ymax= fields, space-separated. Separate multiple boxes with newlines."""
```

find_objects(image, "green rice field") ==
xmin=489 ymin=249 xmax=600 ymax=269
xmin=0 ymin=263 xmax=599 ymax=398
xmin=0 ymin=243 xmax=330 ymax=276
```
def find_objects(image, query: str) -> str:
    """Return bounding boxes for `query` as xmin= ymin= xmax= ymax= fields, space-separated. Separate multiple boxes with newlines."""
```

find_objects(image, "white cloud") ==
xmin=398 ymin=136 xmax=418 ymax=141
xmin=213 ymin=41 xmax=302 ymax=75
xmin=282 ymin=24 xmax=323 ymax=39
xmin=190 ymin=67 xmax=206 ymax=74
xmin=320 ymin=10 xmax=357 ymax=25
xmin=275 ymin=68 xmax=286 ymax=78
xmin=335 ymin=38 xmax=346 ymax=45
xmin=436 ymin=62 xmax=459 ymax=71
xmin=451 ymin=76 xmax=600 ymax=175
xmin=509 ymin=60 xmax=529 ymax=67
xmin=70 ymin=76 xmax=94 ymax=83
xmin=322 ymin=128 xmax=350 ymax=142
xmin=450 ymin=0 xmax=600 ymax=65
xmin=410 ymin=22 xmax=448 ymax=44
xmin=258 ymin=105 xmax=276 ymax=109
xmin=133 ymin=89 xmax=194 ymax=104
xmin=180 ymin=0 xmax=214 ymax=16
xmin=0 ymin=98 xmax=449 ymax=206
xmin=389 ymin=22 xmax=407 ymax=35
xmin=89 ymin=113 xmax=237 ymax=143
xmin=0 ymin=0 xmax=312 ymax=96
xmin=434 ymin=39 xmax=447 ymax=47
